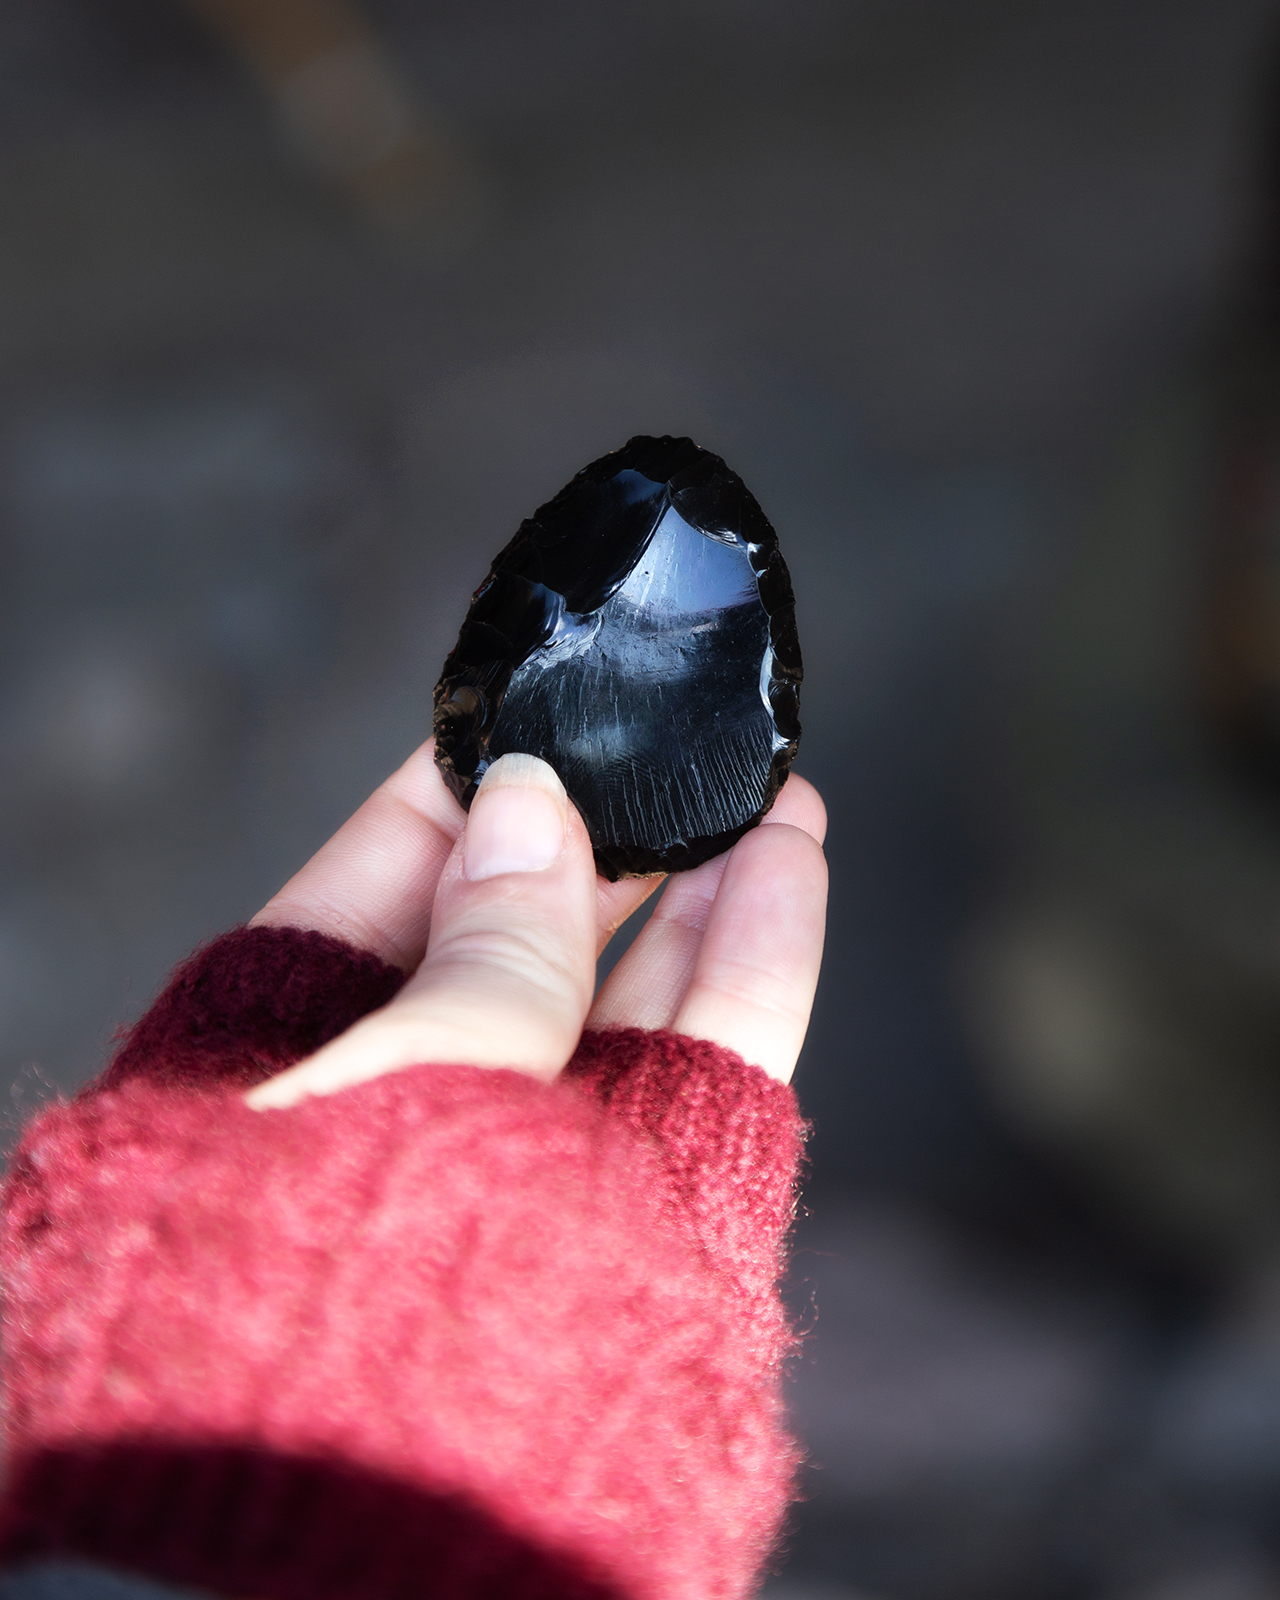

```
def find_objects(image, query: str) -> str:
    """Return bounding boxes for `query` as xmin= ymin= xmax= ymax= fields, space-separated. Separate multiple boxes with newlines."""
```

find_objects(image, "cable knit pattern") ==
xmin=1 ymin=927 xmax=807 ymax=1600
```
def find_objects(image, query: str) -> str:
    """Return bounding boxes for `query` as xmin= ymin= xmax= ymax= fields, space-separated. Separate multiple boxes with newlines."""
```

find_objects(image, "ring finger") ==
xmin=587 ymin=774 xmax=828 ymax=1081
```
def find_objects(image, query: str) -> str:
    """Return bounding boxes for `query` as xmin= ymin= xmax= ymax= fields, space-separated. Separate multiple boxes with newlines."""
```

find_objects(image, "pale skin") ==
xmin=246 ymin=740 xmax=828 ymax=1108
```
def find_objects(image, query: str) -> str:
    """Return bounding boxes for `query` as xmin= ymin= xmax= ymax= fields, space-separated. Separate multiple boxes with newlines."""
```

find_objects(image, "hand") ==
xmin=245 ymin=740 xmax=827 ymax=1108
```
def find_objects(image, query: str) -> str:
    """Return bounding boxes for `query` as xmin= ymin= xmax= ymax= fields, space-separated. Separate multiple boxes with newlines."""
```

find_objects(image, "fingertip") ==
xmin=672 ymin=819 xmax=828 ymax=1084
xmin=385 ymin=737 xmax=467 ymax=821
xmin=463 ymin=754 xmax=570 ymax=881
xmin=476 ymin=751 xmax=566 ymax=798
xmin=728 ymin=819 xmax=829 ymax=917
xmin=765 ymin=771 xmax=827 ymax=846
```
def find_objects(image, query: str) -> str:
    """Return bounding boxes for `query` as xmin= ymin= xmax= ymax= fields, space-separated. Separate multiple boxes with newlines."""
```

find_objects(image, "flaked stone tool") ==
xmin=433 ymin=434 xmax=803 ymax=881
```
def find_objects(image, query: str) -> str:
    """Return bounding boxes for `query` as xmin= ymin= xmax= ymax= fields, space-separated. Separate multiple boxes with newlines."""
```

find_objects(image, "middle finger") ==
xmin=586 ymin=772 xmax=827 ymax=1031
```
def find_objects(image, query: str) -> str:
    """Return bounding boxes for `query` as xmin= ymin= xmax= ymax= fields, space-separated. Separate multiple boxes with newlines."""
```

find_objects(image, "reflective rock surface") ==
xmin=433 ymin=435 xmax=802 ymax=879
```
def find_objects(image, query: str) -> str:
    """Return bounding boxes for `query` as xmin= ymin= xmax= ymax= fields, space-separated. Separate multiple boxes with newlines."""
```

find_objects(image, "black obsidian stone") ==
xmin=433 ymin=435 xmax=802 ymax=880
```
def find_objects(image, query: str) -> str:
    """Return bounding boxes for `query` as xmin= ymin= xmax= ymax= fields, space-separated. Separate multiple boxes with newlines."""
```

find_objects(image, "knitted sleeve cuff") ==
xmin=88 ymin=922 xmax=808 ymax=1305
xmin=566 ymin=1030 xmax=807 ymax=1304
xmin=2 ymin=1056 xmax=800 ymax=1600
xmin=96 ymin=928 xmax=807 ymax=1294
xmin=98 ymin=926 xmax=406 ymax=1094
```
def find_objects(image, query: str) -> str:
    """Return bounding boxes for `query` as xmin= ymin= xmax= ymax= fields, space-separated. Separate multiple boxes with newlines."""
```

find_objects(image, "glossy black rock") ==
xmin=433 ymin=434 xmax=802 ymax=880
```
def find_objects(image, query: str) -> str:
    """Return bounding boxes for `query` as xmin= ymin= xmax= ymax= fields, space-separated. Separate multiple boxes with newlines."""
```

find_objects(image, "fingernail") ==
xmin=464 ymin=754 xmax=568 ymax=881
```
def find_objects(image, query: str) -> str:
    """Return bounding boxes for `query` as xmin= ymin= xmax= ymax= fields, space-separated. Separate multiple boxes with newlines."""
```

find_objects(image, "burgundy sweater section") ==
xmin=0 ymin=926 xmax=807 ymax=1600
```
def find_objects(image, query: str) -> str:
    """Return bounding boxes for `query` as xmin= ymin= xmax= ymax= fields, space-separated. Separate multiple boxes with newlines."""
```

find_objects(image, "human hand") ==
xmin=245 ymin=741 xmax=827 ymax=1109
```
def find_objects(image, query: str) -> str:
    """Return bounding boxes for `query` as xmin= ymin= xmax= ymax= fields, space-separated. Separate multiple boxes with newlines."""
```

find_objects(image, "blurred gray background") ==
xmin=7 ymin=1 xmax=1280 ymax=1596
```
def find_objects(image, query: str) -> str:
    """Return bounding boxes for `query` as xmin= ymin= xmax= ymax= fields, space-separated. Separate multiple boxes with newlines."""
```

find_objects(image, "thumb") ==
xmin=247 ymin=754 xmax=598 ymax=1108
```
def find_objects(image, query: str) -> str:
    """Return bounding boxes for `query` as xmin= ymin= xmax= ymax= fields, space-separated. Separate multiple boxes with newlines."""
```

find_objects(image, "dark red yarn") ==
xmin=1 ymin=927 xmax=807 ymax=1600
xmin=98 ymin=925 xmax=408 ymax=1093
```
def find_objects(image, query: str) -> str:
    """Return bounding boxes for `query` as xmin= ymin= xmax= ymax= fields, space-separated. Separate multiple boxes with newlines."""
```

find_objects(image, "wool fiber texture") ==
xmin=2 ymin=927 xmax=807 ymax=1600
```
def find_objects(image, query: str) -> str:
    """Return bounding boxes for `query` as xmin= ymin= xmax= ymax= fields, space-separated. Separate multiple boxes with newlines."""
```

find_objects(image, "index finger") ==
xmin=251 ymin=739 xmax=665 ymax=971
xmin=249 ymin=740 xmax=467 ymax=971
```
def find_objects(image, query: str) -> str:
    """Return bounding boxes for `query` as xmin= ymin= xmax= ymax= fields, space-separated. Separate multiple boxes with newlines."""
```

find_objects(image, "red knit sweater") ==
xmin=0 ymin=926 xmax=807 ymax=1600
